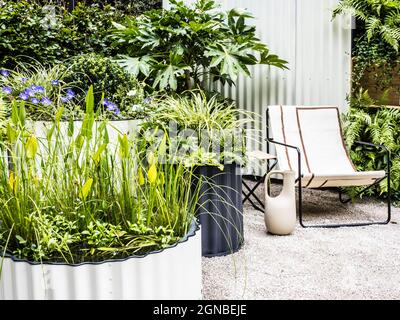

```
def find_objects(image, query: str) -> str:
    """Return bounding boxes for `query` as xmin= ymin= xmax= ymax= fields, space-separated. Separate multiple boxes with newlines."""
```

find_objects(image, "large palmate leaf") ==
xmin=115 ymin=55 xmax=153 ymax=77
xmin=111 ymin=0 xmax=288 ymax=92
xmin=154 ymin=64 xmax=190 ymax=91
xmin=206 ymin=43 xmax=253 ymax=80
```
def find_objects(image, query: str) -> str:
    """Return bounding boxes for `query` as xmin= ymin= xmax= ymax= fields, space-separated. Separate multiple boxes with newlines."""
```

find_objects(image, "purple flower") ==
xmin=35 ymin=86 xmax=45 ymax=94
xmin=51 ymin=80 xmax=59 ymax=85
xmin=114 ymin=108 xmax=121 ymax=116
xmin=31 ymin=97 xmax=39 ymax=105
xmin=0 ymin=70 xmax=9 ymax=77
xmin=19 ymin=92 xmax=29 ymax=101
xmin=41 ymin=97 xmax=52 ymax=106
xmin=60 ymin=96 xmax=70 ymax=104
xmin=25 ymin=88 xmax=35 ymax=97
xmin=19 ymin=77 xmax=28 ymax=83
xmin=66 ymin=89 xmax=75 ymax=99
xmin=28 ymin=85 xmax=45 ymax=94
xmin=104 ymin=98 xmax=117 ymax=112
xmin=2 ymin=86 xmax=12 ymax=94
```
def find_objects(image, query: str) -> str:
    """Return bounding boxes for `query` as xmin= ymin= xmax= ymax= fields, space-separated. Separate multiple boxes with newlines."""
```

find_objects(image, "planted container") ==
xmin=0 ymin=222 xmax=202 ymax=300
xmin=194 ymin=164 xmax=244 ymax=257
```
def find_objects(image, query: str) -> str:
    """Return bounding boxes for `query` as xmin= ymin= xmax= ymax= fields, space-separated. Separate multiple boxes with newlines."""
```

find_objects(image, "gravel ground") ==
xmin=202 ymin=181 xmax=400 ymax=300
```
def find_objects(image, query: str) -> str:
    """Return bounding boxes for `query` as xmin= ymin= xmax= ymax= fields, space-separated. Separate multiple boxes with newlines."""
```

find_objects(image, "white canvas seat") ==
xmin=258 ymin=105 xmax=392 ymax=228
xmin=268 ymin=105 xmax=385 ymax=189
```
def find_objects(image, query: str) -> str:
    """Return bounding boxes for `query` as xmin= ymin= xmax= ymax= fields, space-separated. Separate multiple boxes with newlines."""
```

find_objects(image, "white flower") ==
xmin=132 ymin=104 xmax=143 ymax=112
xmin=127 ymin=90 xmax=137 ymax=97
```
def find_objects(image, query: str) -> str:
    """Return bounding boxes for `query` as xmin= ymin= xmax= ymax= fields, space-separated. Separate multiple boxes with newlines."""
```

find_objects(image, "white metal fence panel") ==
xmin=162 ymin=0 xmax=352 ymax=175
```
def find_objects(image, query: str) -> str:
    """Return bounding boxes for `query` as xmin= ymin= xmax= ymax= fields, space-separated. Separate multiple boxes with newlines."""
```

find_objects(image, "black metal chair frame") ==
xmin=244 ymin=108 xmax=392 ymax=228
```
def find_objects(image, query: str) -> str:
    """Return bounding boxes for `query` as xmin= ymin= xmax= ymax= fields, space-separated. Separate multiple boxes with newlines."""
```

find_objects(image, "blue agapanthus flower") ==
xmin=19 ymin=92 xmax=29 ymax=101
xmin=0 ymin=70 xmax=9 ymax=77
xmin=2 ymin=86 xmax=12 ymax=94
xmin=51 ymin=80 xmax=59 ymax=86
xmin=41 ymin=97 xmax=52 ymax=106
xmin=31 ymin=97 xmax=39 ymax=105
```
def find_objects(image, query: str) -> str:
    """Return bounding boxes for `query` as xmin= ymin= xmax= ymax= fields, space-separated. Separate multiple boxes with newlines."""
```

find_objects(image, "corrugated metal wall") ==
xmin=163 ymin=0 xmax=352 ymax=175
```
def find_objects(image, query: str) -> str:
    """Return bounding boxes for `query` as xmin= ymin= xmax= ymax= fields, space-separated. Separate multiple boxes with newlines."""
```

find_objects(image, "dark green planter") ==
xmin=194 ymin=163 xmax=244 ymax=257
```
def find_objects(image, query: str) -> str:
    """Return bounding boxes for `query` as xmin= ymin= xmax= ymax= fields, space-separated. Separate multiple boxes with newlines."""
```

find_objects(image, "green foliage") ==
xmin=352 ymin=37 xmax=399 ymax=95
xmin=343 ymin=90 xmax=400 ymax=201
xmin=33 ymin=0 xmax=162 ymax=16
xmin=141 ymin=90 xmax=253 ymax=166
xmin=0 ymin=97 xmax=5 ymax=138
xmin=62 ymin=53 xmax=145 ymax=117
xmin=333 ymin=0 xmax=400 ymax=51
xmin=111 ymin=0 xmax=288 ymax=92
xmin=0 ymin=63 xmax=83 ymax=121
xmin=86 ymin=0 xmax=162 ymax=16
xmin=0 ymin=91 xmax=200 ymax=263
xmin=0 ymin=1 xmax=124 ymax=68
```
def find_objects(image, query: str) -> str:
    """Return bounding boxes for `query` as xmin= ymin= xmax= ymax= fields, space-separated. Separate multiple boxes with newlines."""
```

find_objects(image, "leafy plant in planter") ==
xmin=111 ymin=0 xmax=288 ymax=92
xmin=62 ymin=53 xmax=145 ymax=117
xmin=343 ymin=90 xmax=400 ymax=202
xmin=0 ymin=60 xmax=145 ymax=120
xmin=0 ymin=88 xmax=201 ymax=264
xmin=142 ymin=90 xmax=252 ymax=167
xmin=0 ymin=64 xmax=82 ymax=121
xmin=141 ymin=90 xmax=252 ymax=256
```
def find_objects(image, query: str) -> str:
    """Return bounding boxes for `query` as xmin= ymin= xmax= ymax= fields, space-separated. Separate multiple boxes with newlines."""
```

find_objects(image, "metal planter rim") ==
xmin=1 ymin=219 xmax=200 ymax=267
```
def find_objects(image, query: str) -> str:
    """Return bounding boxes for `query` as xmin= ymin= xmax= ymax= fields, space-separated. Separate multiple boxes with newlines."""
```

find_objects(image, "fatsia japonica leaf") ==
xmin=114 ymin=55 xmax=153 ymax=77
xmin=154 ymin=64 xmax=190 ymax=91
xmin=206 ymin=43 xmax=252 ymax=79
xmin=111 ymin=0 xmax=288 ymax=92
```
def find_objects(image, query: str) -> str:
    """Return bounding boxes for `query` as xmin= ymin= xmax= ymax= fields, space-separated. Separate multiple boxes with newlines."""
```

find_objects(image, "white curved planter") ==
xmin=0 ymin=223 xmax=202 ymax=300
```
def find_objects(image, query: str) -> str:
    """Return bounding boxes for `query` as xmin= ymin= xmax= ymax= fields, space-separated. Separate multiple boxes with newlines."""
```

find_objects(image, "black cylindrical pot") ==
xmin=194 ymin=163 xmax=244 ymax=257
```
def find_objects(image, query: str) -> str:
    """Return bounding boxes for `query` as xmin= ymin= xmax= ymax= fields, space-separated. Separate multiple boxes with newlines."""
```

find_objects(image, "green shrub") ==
xmin=33 ymin=0 xmax=162 ymax=16
xmin=343 ymin=90 xmax=400 ymax=201
xmin=0 ymin=1 xmax=125 ymax=68
xmin=62 ymin=53 xmax=145 ymax=117
xmin=82 ymin=0 xmax=162 ymax=15
xmin=111 ymin=0 xmax=288 ymax=92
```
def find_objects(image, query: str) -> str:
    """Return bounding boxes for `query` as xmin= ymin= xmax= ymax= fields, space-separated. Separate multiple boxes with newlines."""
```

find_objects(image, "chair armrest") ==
xmin=354 ymin=141 xmax=388 ymax=152
xmin=266 ymin=137 xmax=301 ymax=154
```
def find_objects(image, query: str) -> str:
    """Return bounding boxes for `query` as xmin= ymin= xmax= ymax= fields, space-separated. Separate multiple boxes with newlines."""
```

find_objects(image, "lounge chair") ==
xmin=247 ymin=105 xmax=391 ymax=228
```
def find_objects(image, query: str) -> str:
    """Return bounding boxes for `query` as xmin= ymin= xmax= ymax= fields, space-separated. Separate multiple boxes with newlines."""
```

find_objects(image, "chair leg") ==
xmin=242 ymin=178 xmax=265 ymax=212
xmin=300 ymin=175 xmax=391 ymax=229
